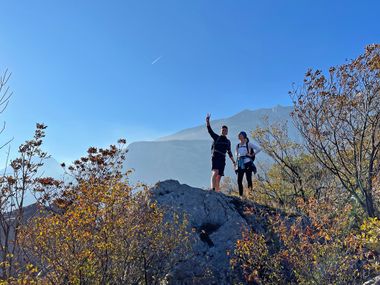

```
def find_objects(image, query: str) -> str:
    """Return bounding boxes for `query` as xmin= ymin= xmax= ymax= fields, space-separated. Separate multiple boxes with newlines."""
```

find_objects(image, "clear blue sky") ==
xmin=0 ymin=0 xmax=379 ymax=163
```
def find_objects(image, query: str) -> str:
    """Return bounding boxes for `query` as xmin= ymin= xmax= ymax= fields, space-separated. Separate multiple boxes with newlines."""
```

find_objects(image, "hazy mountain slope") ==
xmin=37 ymin=157 xmax=65 ymax=178
xmin=125 ymin=140 xmax=214 ymax=187
xmin=158 ymin=105 xmax=298 ymax=142
xmin=125 ymin=140 xmax=272 ymax=188
xmin=126 ymin=105 xmax=297 ymax=188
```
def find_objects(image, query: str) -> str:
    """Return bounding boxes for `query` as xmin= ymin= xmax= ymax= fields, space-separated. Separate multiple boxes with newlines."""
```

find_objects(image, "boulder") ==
xmin=364 ymin=276 xmax=380 ymax=285
xmin=150 ymin=180 xmax=279 ymax=284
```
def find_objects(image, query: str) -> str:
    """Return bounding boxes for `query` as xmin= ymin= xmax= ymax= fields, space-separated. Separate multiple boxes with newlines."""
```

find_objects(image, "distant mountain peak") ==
xmin=157 ymin=105 xmax=294 ymax=143
xmin=237 ymin=108 xmax=253 ymax=114
xmin=271 ymin=104 xmax=289 ymax=112
xmin=230 ymin=109 xmax=254 ymax=119
xmin=230 ymin=105 xmax=292 ymax=119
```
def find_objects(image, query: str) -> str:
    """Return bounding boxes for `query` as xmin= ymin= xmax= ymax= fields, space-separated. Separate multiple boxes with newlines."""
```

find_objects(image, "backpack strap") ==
xmin=247 ymin=142 xmax=256 ymax=161
xmin=212 ymin=136 xmax=220 ymax=150
xmin=236 ymin=143 xmax=251 ymax=155
xmin=237 ymin=142 xmax=255 ymax=160
xmin=212 ymin=136 xmax=223 ymax=155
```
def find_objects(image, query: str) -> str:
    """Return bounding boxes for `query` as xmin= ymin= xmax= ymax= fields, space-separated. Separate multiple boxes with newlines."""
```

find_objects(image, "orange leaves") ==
xmin=232 ymin=198 xmax=371 ymax=284
xmin=5 ymin=176 xmax=16 ymax=185
xmin=231 ymin=230 xmax=283 ymax=284
xmin=35 ymin=177 xmax=60 ymax=187
xmin=0 ymin=123 xmax=53 ymax=281
xmin=291 ymin=45 xmax=380 ymax=217
xmin=36 ymin=123 xmax=47 ymax=130
xmin=87 ymin=147 xmax=97 ymax=154
xmin=17 ymin=141 xmax=190 ymax=284
xmin=365 ymin=44 xmax=380 ymax=71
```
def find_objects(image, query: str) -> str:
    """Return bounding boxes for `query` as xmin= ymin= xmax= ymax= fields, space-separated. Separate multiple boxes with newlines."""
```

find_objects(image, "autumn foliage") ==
xmin=0 ymin=123 xmax=49 ymax=281
xmin=1 ymin=45 xmax=379 ymax=284
xmin=232 ymin=198 xmax=380 ymax=284
xmin=291 ymin=44 xmax=380 ymax=217
xmin=19 ymin=142 xmax=190 ymax=284
xmin=232 ymin=45 xmax=380 ymax=284
xmin=0 ymin=135 xmax=190 ymax=284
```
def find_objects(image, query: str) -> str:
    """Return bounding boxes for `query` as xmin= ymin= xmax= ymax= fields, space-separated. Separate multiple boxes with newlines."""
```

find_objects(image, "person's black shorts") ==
xmin=211 ymin=156 xmax=226 ymax=176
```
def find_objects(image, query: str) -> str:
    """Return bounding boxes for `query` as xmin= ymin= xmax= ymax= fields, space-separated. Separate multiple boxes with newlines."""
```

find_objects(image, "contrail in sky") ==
xmin=151 ymin=56 xmax=163 ymax=65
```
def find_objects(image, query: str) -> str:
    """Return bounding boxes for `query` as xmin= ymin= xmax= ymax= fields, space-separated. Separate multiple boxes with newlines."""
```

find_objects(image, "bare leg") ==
xmin=211 ymin=170 xmax=219 ymax=190
xmin=215 ymin=175 xmax=222 ymax=192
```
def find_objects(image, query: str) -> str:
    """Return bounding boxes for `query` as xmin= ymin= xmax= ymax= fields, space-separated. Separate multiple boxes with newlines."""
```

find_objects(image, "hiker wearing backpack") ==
xmin=235 ymin=131 xmax=261 ymax=197
xmin=206 ymin=113 xmax=236 ymax=192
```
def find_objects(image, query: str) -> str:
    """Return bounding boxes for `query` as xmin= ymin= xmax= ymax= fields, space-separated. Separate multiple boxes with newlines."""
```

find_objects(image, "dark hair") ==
xmin=222 ymin=125 xmax=228 ymax=129
xmin=239 ymin=131 xmax=249 ymax=143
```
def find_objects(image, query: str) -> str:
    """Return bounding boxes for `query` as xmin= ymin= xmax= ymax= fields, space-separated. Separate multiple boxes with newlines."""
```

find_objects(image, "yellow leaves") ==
xmin=0 ymin=262 xmax=41 ymax=285
xmin=19 ymin=176 xmax=190 ymax=284
xmin=365 ymin=44 xmax=380 ymax=71
xmin=232 ymin=230 xmax=283 ymax=284
xmin=9 ymin=142 xmax=191 ymax=284
xmin=232 ymin=197 xmax=370 ymax=284
xmin=359 ymin=217 xmax=380 ymax=253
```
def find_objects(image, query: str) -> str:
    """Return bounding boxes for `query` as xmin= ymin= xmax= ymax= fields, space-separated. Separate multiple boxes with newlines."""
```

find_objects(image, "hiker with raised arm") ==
xmin=206 ymin=113 xmax=236 ymax=192
xmin=235 ymin=131 xmax=261 ymax=197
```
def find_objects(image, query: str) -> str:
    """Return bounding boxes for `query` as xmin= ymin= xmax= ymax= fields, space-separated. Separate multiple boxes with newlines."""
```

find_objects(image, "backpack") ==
xmin=248 ymin=143 xmax=256 ymax=162
xmin=237 ymin=143 xmax=257 ymax=174
xmin=236 ymin=143 xmax=255 ymax=162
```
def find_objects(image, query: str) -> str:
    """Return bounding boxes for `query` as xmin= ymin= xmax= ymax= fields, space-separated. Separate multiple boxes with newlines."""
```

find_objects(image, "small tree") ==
xmin=252 ymin=121 xmax=336 ymax=210
xmin=291 ymin=44 xmax=380 ymax=217
xmin=20 ymin=142 xmax=190 ymax=284
xmin=0 ymin=124 xmax=49 ymax=279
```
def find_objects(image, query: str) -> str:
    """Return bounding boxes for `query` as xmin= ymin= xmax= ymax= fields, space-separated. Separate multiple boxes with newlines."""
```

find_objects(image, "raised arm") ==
xmin=206 ymin=113 xmax=218 ymax=141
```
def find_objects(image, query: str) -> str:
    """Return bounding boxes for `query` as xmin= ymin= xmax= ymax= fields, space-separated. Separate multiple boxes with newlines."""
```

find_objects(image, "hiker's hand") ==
xmin=206 ymin=113 xmax=211 ymax=123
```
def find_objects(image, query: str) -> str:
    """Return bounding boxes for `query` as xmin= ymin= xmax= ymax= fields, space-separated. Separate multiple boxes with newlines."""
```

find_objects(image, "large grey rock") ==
xmin=150 ymin=180 xmax=278 ymax=284
xmin=364 ymin=276 xmax=380 ymax=285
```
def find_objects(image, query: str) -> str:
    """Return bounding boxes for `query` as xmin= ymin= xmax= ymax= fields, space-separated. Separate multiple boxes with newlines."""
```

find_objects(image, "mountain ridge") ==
xmin=156 ymin=105 xmax=294 ymax=142
xmin=125 ymin=105 xmax=298 ymax=187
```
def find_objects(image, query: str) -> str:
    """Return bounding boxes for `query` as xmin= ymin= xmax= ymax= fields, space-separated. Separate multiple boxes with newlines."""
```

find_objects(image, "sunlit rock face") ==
xmin=150 ymin=180 xmax=279 ymax=284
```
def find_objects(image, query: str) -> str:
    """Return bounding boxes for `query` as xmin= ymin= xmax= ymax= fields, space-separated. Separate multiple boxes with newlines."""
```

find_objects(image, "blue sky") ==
xmin=0 ymin=0 xmax=379 ymax=163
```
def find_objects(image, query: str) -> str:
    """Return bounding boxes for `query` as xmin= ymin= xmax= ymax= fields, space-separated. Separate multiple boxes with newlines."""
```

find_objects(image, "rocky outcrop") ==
xmin=150 ymin=180 xmax=280 ymax=284
xmin=8 ymin=180 xmax=280 ymax=284
xmin=364 ymin=276 xmax=380 ymax=285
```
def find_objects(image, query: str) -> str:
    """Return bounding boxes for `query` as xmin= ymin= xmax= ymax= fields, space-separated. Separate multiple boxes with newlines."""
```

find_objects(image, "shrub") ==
xmin=232 ymin=198 xmax=373 ymax=285
xmin=18 ymin=142 xmax=190 ymax=284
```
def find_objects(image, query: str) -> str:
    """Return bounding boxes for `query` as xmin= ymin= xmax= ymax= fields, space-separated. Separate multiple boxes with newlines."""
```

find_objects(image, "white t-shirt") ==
xmin=236 ymin=142 xmax=261 ymax=163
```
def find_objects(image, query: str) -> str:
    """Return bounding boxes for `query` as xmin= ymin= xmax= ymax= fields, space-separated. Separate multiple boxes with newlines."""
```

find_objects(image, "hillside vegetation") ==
xmin=0 ymin=45 xmax=379 ymax=284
